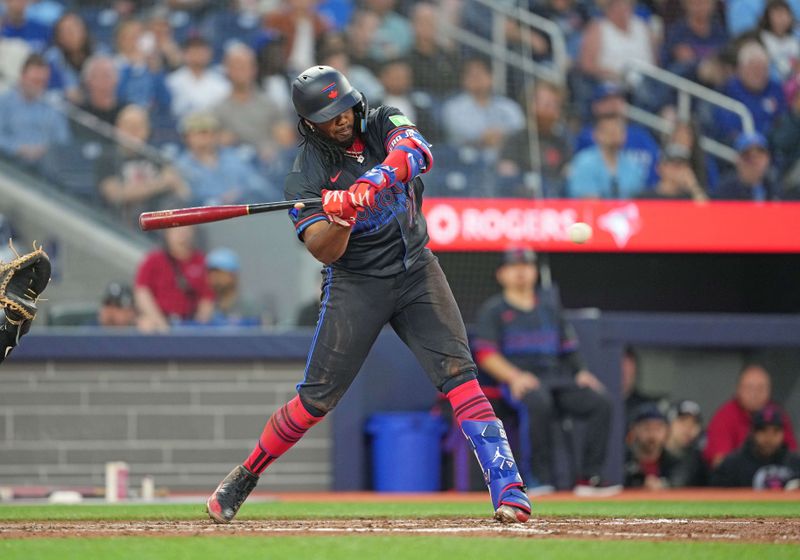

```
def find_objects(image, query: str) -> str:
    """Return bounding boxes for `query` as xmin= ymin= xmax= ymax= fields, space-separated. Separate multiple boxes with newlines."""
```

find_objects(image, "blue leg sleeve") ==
xmin=461 ymin=419 xmax=531 ymax=514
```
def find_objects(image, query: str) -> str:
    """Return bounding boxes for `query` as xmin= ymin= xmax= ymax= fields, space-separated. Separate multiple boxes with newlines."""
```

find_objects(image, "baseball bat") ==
xmin=138 ymin=198 xmax=322 ymax=231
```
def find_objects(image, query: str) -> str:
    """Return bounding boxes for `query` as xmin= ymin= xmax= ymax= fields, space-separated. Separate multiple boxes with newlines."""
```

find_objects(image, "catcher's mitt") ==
xmin=0 ymin=242 xmax=51 ymax=323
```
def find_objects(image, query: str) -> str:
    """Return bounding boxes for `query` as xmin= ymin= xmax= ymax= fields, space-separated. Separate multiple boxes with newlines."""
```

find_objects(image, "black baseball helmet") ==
xmin=291 ymin=65 xmax=368 ymax=132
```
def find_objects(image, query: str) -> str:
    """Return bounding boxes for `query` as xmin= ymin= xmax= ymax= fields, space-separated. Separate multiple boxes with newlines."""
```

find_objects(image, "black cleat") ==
xmin=206 ymin=465 xmax=259 ymax=524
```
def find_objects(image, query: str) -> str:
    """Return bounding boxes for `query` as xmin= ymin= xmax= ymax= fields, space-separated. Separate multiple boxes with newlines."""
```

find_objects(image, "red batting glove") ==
xmin=322 ymin=189 xmax=358 ymax=227
xmin=347 ymin=182 xmax=377 ymax=209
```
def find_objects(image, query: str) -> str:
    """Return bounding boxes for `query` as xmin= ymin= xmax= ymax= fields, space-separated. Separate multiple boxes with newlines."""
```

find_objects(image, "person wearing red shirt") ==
xmin=134 ymin=225 xmax=214 ymax=332
xmin=703 ymin=364 xmax=797 ymax=468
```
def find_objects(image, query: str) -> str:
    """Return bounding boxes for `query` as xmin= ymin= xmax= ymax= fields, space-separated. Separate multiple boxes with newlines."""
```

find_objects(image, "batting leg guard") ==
xmin=461 ymin=419 xmax=531 ymax=523
xmin=206 ymin=465 xmax=259 ymax=524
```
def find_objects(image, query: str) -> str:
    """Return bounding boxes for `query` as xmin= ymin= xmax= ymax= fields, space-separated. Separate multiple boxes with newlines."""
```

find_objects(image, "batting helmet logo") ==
xmin=322 ymin=82 xmax=339 ymax=99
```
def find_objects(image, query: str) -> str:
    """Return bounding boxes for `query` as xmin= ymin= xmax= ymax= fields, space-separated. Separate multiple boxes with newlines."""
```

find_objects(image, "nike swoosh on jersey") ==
xmin=330 ymin=170 xmax=342 ymax=183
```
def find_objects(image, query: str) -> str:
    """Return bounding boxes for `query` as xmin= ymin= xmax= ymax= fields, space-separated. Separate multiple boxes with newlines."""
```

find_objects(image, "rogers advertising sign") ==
xmin=423 ymin=198 xmax=800 ymax=253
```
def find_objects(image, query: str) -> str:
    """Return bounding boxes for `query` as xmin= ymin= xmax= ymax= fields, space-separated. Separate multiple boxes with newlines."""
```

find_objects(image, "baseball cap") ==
xmin=206 ymin=248 xmax=240 ymax=272
xmin=667 ymin=399 xmax=702 ymax=423
xmin=500 ymin=247 xmax=537 ymax=267
xmin=752 ymin=405 xmax=786 ymax=430
xmin=734 ymin=132 xmax=768 ymax=153
xmin=631 ymin=403 xmax=667 ymax=425
xmin=180 ymin=111 xmax=220 ymax=134
xmin=102 ymin=282 xmax=133 ymax=308
xmin=661 ymin=143 xmax=692 ymax=163
xmin=591 ymin=81 xmax=627 ymax=103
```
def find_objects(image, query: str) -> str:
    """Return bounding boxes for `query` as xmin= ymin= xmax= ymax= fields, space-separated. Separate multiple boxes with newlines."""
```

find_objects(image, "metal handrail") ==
xmin=626 ymin=106 xmax=738 ymax=163
xmin=441 ymin=21 xmax=563 ymax=86
xmin=477 ymin=0 xmax=570 ymax=77
xmin=625 ymin=59 xmax=756 ymax=134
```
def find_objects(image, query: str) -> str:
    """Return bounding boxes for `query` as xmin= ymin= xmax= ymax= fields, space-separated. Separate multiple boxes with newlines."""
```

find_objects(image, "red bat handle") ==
xmin=139 ymin=205 xmax=250 ymax=231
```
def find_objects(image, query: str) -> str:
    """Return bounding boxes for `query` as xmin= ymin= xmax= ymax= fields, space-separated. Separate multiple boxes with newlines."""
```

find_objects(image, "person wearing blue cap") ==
xmin=573 ymin=82 xmax=660 ymax=187
xmin=205 ymin=247 xmax=263 ymax=327
xmin=715 ymin=132 xmax=779 ymax=200
xmin=624 ymin=403 xmax=683 ymax=489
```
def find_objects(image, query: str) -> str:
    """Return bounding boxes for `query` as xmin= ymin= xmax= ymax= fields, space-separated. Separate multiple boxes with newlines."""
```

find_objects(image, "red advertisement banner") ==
xmin=423 ymin=199 xmax=800 ymax=253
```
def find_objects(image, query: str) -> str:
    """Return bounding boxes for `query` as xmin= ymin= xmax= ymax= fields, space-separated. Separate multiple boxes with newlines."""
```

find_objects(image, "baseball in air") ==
xmin=567 ymin=222 xmax=593 ymax=244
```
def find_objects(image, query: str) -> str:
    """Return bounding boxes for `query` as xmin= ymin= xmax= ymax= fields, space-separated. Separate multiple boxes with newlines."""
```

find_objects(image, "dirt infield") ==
xmin=2 ymin=517 xmax=799 ymax=543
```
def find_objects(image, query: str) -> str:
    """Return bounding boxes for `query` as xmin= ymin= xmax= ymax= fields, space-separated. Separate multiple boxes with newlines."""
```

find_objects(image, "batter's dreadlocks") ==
xmin=298 ymin=119 xmax=345 ymax=168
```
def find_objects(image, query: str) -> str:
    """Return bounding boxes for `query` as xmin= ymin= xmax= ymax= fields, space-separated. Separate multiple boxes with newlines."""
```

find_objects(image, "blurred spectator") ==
xmin=661 ymin=0 xmax=727 ymax=81
xmin=713 ymin=41 xmax=787 ymax=143
xmin=704 ymin=364 xmax=797 ymax=468
xmin=567 ymin=114 xmax=649 ymax=198
xmin=726 ymin=0 xmax=800 ymax=37
xmin=96 ymin=105 xmax=188 ymax=224
xmin=346 ymin=9 xmax=380 ymax=72
xmin=715 ymin=132 xmax=779 ymax=200
xmin=622 ymin=346 xmax=668 ymax=423
xmin=711 ymin=405 xmax=800 ymax=488
xmin=319 ymin=48 xmax=383 ymax=105
xmin=407 ymin=2 xmax=460 ymax=97
xmin=579 ymin=0 xmax=656 ymax=83
xmin=0 ymin=37 xmax=31 ymax=90
xmin=114 ymin=19 xmax=171 ymax=113
xmin=134 ymin=225 xmax=215 ymax=332
xmin=364 ymin=0 xmax=413 ymax=63
xmin=637 ymin=144 xmax=708 ymax=201
xmin=146 ymin=6 xmax=183 ymax=73
xmin=533 ymin=0 xmax=589 ymax=62
xmin=376 ymin=58 xmax=438 ymax=141
xmin=0 ymin=0 xmax=51 ymax=52
xmin=44 ymin=12 xmax=94 ymax=104
xmin=474 ymin=249 xmax=617 ymax=494
xmin=666 ymin=120 xmax=719 ymax=191
xmin=255 ymin=33 xmax=293 ymax=115
xmin=770 ymin=76 xmax=800 ymax=175
xmin=497 ymin=81 xmax=571 ymax=197
xmin=175 ymin=111 xmax=279 ymax=205
xmin=214 ymin=43 xmax=293 ymax=159
xmin=166 ymin=36 xmax=230 ymax=119
xmin=24 ymin=0 xmax=64 ymax=27
xmin=264 ymin=0 xmax=330 ymax=75
xmin=77 ymin=55 xmax=121 ymax=126
xmin=624 ymin=404 xmax=681 ymax=489
xmin=75 ymin=0 xmax=139 ymax=51
xmin=574 ymin=82 xmax=660 ymax=186
xmin=0 ymin=53 xmax=69 ymax=165
xmin=441 ymin=58 xmax=525 ymax=159
xmin=665 ymin=400 xmax=708 ymax=487
xmin=97 ymin=281 xmax=137 ymax=328
xmin=759 ymin=0 xmax=800 ymax=80
xmin=205 ymin=247 xmax=263 ymax=326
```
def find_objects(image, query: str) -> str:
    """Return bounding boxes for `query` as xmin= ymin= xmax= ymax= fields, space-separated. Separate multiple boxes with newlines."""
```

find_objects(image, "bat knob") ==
xmin=293 ymin=202 xmax=306 ymax=210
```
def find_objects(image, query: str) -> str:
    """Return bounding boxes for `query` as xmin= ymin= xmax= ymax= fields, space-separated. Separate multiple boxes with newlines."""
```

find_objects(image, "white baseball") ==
xmin=567 ymin=222 xmax=593 ymax=244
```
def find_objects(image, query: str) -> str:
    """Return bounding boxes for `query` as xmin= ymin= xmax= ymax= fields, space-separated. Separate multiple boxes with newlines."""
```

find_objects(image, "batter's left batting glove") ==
xmin=348 ymin=164 xmax=397 ymax=207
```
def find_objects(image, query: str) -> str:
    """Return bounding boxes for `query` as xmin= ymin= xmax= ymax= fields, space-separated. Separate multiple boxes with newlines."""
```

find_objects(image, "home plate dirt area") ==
xmin=2 ymin=517 xmax=799 ymax=543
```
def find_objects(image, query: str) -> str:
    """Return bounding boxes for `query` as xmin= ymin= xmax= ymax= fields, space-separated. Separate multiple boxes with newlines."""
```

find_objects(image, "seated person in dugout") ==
xmin=473 ymin=248 xmax=618 ymax=495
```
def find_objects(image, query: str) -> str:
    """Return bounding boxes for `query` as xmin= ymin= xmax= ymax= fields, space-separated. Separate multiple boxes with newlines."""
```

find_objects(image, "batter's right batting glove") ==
xmin=322 ymin=189 xmax=359 ymax=227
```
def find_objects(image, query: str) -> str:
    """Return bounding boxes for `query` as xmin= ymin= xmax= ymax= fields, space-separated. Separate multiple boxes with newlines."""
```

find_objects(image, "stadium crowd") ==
xmin=0 ymin=1 xmax=798 ymax=491
xmin=2 ymin=0 xmax=800 ymax=212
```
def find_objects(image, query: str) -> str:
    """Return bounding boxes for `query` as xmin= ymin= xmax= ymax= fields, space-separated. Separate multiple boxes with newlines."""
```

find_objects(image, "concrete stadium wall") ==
xmin=0 ymin=357 xmax=328 ymax=493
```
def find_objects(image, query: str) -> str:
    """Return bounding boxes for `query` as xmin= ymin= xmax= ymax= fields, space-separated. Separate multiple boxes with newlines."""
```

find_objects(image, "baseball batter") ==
xmin=206 ymin=66 xmax=531 ymax=524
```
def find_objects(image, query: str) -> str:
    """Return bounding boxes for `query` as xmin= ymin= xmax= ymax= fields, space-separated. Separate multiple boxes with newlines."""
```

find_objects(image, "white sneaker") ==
xmin=527 ymin=484 xmax=556 ymax=497
xmin=573 ymin=476 xmax=623 ymax=497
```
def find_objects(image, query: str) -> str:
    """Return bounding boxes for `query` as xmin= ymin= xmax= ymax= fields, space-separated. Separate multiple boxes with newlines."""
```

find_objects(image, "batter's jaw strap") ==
xmin=385 ymin=128 xmax=434 ymax=181
xmin=461 ymin=419 xmax=531 ymax=515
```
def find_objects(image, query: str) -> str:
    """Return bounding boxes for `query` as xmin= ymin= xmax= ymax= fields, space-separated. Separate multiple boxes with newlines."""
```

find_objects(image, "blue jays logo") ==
xmin=321 ymin=82 xmax=338 ymax=99
xmin=352 ymin=184 xmax=407 ymax=235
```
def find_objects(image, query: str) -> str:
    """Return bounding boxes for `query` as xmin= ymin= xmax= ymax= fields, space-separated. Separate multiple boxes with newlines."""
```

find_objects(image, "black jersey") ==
xmin=285 ymin=106 xmax=429 ymax=277
xmin=473 ymin=290 xmax=584 ymax=386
